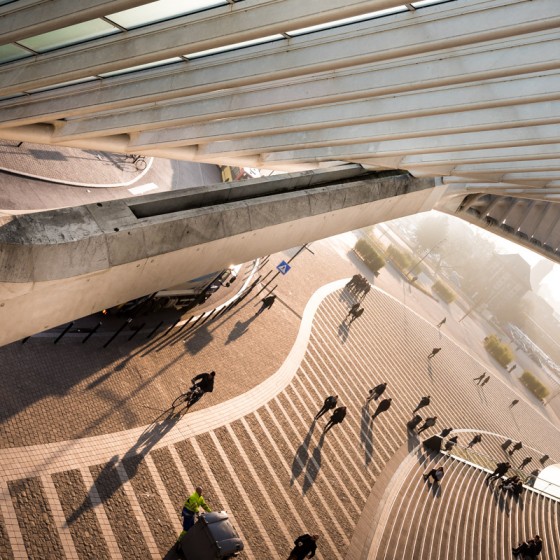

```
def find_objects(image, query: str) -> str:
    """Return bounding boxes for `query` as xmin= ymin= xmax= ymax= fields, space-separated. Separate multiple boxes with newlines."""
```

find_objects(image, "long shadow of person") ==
xmin=291 ymin=420 xmax=317 ymax=485
xmin=360 ymin=404 xmax=374 ymax=466
xmin=407 ymin=424 xmax=421 ymax=454
xmin=492 ymin=485 xmax=511 ymax=516
xmin=302 ymin=432 xmax=325 ymax=495
xmin=338 ymin=321 xmax=350 ymax=344
xmin=67 ymin=409 xmax=181 ymax=525
xmin=225 ymin=317 xmax=255 ymax=345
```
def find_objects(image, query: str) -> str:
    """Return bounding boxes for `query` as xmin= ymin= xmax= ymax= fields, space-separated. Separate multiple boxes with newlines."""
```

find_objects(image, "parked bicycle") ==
xmin=125 ymin=153 xmax=147 ymax=170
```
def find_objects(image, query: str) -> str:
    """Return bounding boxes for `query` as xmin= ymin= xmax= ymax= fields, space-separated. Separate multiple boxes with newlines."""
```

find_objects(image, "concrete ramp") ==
xmin=0 ymin=165 xmax=441 ymax=346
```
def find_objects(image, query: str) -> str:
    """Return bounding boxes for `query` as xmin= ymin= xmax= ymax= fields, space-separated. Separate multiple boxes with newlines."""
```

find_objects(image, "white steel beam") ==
xmin=49 ymin=39 xmax=560 ymax=140
xmin=216 ymin=124 xmax=560 ymax=165
xmin=185 ymin=100 xmax=560 ymax=158
xmin=0 ymin=1 xmax=148 ymax=43
xmin=0 ymin=0 xmax=416 ymax=96
xmin=126 ymin=74 xmax=560 ymax=149
xmin=1 ymin=0 xmax=559 ymax=120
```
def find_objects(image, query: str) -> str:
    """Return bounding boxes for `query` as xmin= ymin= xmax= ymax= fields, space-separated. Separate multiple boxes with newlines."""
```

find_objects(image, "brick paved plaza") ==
xmin=0 ymin=236 xmax=559 ymax=559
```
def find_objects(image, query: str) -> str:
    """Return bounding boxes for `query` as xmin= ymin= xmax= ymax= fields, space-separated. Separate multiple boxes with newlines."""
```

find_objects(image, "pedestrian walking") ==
xmin=323 ymin=406 xmax=347 ymax=433
xmin=486 ymin=461 xmax=511 ymax=482
xmin=499 ymin=474 xmax=520 ymax=491
xmin=467 ymin=434 xmax=482 ymax=448
xmin=366 ymin=382 xmax=387 ymax=402
xmin=427 ymin=347 xmax=441 ymax=359
xmin=509 ymin=399 xmax=520 ymax=408
xmin=413 ymin=396 xmax=430 ymax=413
xmin=417 ymin=416 xmax=438 ymax=433
xmin=175 ymin=486 xmax=211 ymax=548
xmin=256 ymin=294 xmax=277 ymax=315
xmin=512 ymin=535 xmax=542 ymax=558
xmin=287 ymin=533 xmax=319 ymax=560
xmin=348 ymin=306 xmax=364 ymax=324
xmin=371 ymin=398 xmax=392 ymax=419
xmin=473 ymin=372 xmax=487 ymax=384
xmin=315 ymin=395 xmax=338 ymax=420
xmin=480 ymin=376 xmax=490 ymax=387
xmin=509 ymin=441 xmax=523 ymax=455
xmin=540 ymin=454 xmax=549 ymax=464
xmin=423 ymin=466 xmax=444 ymax=484
xmin=346 ymin=302 xmax=360 ymax=317
xmin=519 ymin=456 xmax=533 ymax=469
xmin=436 ymin=317 xmax=447 ymax=328
xmin=444 ymin=435 xmax=458 ymax=452
xmin=439 ymin=427 xmax=453 ymax=438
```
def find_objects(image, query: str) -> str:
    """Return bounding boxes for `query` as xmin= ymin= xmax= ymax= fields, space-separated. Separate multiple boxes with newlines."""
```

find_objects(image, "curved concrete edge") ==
xmin=0 ymin=278 xmax=348 ymax=482
xmin=0 ymin=157 xmax=153 ymax=189
xmin=346 ymin=442 xmax=422 ymax=560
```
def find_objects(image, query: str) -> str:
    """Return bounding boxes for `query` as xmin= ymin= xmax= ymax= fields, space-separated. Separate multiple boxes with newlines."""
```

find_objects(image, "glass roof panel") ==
xmin=18 ymin=19 xmax=119 ymax=53
xmin=108 ymin=0 xmax=226 ymax=29
xmin=0 ymin=43 xmax=30 ymax=64
xmin=287 ymin=6 xmax=409 ymax=36
xmin=412 ymin=0 xmax=454 ymax=6
xmin=186 ymin=35 xmax=284 ymax=59
xmin=98 ymin=57 xmax=183 ymax=77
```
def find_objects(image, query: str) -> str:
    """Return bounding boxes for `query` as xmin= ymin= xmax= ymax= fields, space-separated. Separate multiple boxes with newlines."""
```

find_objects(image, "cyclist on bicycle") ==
xmin=191 ymin=371 xmax=215 ymax=393
xmin=187 ymin=371 xmax=215 ymax=405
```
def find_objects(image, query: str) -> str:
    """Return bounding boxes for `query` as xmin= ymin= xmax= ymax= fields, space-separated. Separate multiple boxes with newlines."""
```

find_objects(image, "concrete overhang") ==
xmin=0 ymin=165 xmax=442 ymax=346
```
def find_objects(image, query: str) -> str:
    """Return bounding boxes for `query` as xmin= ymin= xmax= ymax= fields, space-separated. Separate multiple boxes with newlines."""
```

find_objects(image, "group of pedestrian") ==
xmin=345 ymin=302 xmax=365 ymax=325
xmin=512 ymin=535 xmax=543 ymax=558
xmin=499 ymin=475 xmax=523 ymax=496
xmin=406 ymin=395 xmax=440 ymax=434
xmin=473 ymin=372 xmax=490 ymax=386
xmin=346 ymin=274 xmax=371 ymax=298
xmin=315 ymin=395 xmax=347 ymax=433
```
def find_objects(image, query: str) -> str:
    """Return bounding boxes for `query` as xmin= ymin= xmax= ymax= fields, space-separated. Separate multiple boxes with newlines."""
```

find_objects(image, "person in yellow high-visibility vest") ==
xmin=176 ymin=486 xmax=211 ymax=547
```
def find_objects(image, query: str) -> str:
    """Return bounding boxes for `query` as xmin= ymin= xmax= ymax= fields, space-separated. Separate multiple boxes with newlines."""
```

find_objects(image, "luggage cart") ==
xmin=178 ymin=511 xmax=244 ymax=559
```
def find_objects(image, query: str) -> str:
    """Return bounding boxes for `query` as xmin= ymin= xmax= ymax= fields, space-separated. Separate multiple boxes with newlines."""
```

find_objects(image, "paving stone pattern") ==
xmin=8 ymin=477 xmax=66 ymax=560
xmin=90 ymin=462 xmax=151 ymax=560
xmin=0 ymin=508 xmax=14 ymax=560
xmin=1 ymin=276 xmax=559 ymax=558
xmin=52 ymin=469 xmax=111 ymax=560
xmin=122 ymin=455 xmax=176 ymax=555
xmin=150 ymin=448 xmax=187 ymax=523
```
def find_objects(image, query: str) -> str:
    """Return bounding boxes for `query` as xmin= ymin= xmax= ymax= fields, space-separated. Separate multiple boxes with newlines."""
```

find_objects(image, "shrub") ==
xmin=483 ymin=334 xmax=514 ymax=367
xmin=386 ymin=244 xmax=414 ymax=271
xmin=354 ymin=238 xmax=386 ymax=274
xmin=520 ymin=371 xmax=550 ymax=401
xmin=432 ymin=280 xmax=456 ymax=304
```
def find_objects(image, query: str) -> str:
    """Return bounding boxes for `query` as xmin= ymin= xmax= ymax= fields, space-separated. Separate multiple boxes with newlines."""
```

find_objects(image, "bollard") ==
xmin=128 ymin=322 xmax=145 ymax=341
xmin=146 ymin=321 xmax=164 ymax=339
xmin=198 ymin=309 xmax=216 ymax=327
xmin=54 ymin=322 xmax=74 ymax=344
xmin=103 ymin=318 xmax=132 ymax=348
xmin=82 ymin=321 xmax=102 ymax=344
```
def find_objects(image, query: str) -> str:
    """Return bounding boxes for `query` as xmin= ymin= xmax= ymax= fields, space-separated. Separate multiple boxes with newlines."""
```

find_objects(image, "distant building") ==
xmin=485 ymin=254 xmax=532 ymax=314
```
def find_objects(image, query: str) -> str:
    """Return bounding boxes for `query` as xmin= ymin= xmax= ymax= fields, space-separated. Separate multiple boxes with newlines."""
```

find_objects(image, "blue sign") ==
xmin=276 ymin=260 xmax=291 ymax=275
